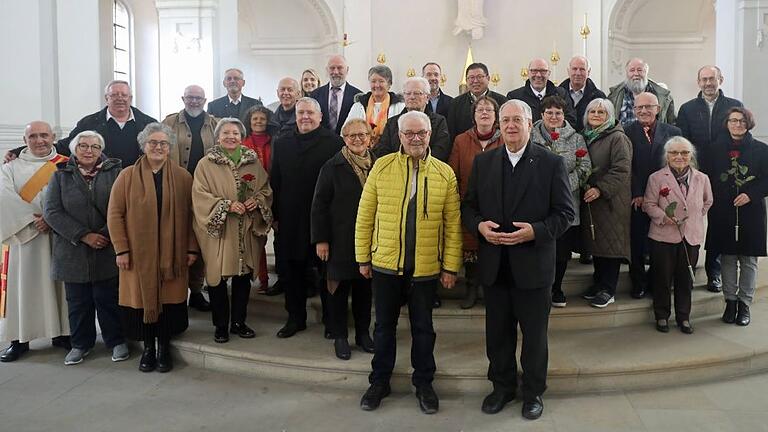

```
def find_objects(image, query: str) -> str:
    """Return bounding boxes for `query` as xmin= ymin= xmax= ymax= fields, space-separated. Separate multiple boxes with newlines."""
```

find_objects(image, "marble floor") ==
xmin=2 ymin=339 xmax=768 ymax=432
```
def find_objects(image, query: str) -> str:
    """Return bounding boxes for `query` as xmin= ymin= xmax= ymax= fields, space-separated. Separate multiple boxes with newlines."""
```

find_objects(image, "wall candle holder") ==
xmin=376 ymin=53 xmax=386 ymax=64
xmin=406 ymin=67 xmax=416 ymax=78
xmin=580 ymin=13 xmax=591 ymax=56
xmin=490 ymin=72 xmax=500 ymax=88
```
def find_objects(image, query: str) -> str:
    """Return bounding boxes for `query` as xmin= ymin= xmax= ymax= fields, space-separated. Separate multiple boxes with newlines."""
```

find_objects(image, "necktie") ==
xmin=643 ymin=126 xmax=652 ymax=144
xmin=329 ymin=87 xmax=341 ymax=131
xmin=537 ymin=93 xmax=543 ymax=100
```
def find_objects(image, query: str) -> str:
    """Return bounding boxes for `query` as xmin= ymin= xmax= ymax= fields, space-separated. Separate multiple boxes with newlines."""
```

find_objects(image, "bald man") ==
xmin=506 ymin=58 xmax=576 ymax=125
xmin=310 ymin=55 xmax=363 ymax=134
xmin=273 ymin=77 xmax=301 ymax=136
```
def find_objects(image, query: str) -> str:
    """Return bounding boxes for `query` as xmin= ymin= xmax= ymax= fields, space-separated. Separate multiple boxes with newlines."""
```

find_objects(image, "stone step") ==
xmin=173 ymin=300 xmax=768 ymax=395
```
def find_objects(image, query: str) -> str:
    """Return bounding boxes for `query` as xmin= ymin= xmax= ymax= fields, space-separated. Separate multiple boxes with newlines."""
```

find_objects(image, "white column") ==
xmin=716 ymin=0 xmax=738 ymax=96
xmin=338 ymin=0 xmax=372 ymax=87
xmin=573 ymin=0 xmax=604 ymax=88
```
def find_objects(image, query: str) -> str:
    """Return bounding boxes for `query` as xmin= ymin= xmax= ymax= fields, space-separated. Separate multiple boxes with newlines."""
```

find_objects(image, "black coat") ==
xmin=461 ymin=143 xmax=575 ymax=289
xmin=311 ymin=82 xmax=363 ymax=135
xmin=271 ymin=127 xmax=344 ymax=261
xmin=424 ymin=89 xmax=453 ymax=119
xmin=558 ymin=78 xmax=607 ymax=132
xmin=705 ymin=133 xmax=768 ymax=256
xmin=206 ymin=94 xmax=262 ymax=121
xmin=43 ymin=156 xmax=123 ymax=283
xmin=677 ymin=90 xmax=743 ymax=175
xmin=625 ymin=121 xmax=682 ymax=198
xmin=311 ymin=151 xmax=375 ymax=280
xmin=506 ymin=80 xmax=577 ymax=127
xmin=373 ymin=109 xmax=452 ymax=162
xmin=447 ymin=90 xmax=507 ymax=143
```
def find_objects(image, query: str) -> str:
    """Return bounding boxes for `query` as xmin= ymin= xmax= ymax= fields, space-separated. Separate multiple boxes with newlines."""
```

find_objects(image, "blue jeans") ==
xmin=65 ymin=277 xmax=124 ymax=349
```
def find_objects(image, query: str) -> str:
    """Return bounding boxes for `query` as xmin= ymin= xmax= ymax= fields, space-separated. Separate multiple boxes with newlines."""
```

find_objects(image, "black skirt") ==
xmin=119 ymin=302 xmax=188 ymax=341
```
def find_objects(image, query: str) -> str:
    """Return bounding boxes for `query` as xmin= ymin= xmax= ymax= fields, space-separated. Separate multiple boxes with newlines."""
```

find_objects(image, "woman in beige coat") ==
xmin=192 ymin=118 xmax=272 ymax=344
xmin=579 ymin=98 xmax=632 ymax=309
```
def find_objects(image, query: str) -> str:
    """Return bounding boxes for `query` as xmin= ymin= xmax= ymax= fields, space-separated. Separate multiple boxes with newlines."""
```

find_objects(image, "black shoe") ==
xmin=736 ymin=301 xmax=751 ymax=326
xmin=360 ymin=382 xmax=391 ymax=411
xmin=139 ymin=344 xmax=157 ymax=372
xmin=51 ymin=335 xmax=71 ymax=350
xmin=679 ymin=320 xmax=694 ymax=334
xmin=276 ymin=322 xmax=307 ymax=338
xmin=481 ymin=388 xmax=515 ymax=414
xmin=722 ymin=299 xmax=738 ymax=324
xmin=416 ymin=384 xmax=439 ymax=414
xmin=522 ymin=396 xmax=544 ymax=420
xmin=579 ymin=253 xmax=593 ymax=264
xmin=355 ymin=333 xmax=375 ymax=353
xmin=188 ymin=291 xmax=211 ymax=312
xmin=630 ymin=284 xmax=647 ymax=299
xmin=324 ymin=329 xmax=333 ymax=340
xmin=432 ymin=297 xmax=442 ymax=309
xmin=230 ymin=322 xmax=256 ymax=338
xmin=214 ymin=327 xmax=229 ymax=343
xmin=581 ymin=285 xmax=600 ymax=300
xmin=334 ymin=338 xmax=351 ymax=360
xmin=655 ymin=319 xmax=670 ymax=333
xmin=551 ymin=290 xmax=567 ymax=308
xmin=156 ymin=341 xmax=173 ymax=373
xmin=707 ymin=276 xmax=723 ymax=293
xmin=0 ymin=341 xmax=29 ymax=362
xmin=460 ymin=284 xmax=478 ymax=309
xmin=264 ymin=280 xmax=285 ymax=296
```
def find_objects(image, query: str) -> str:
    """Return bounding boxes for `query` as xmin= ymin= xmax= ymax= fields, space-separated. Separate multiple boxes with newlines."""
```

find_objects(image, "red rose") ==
xmin=550 ymin=131 xmax=560 ymax=141
xmin=659 ymin=187 xmax=670 ymax=197
xmin=575 ymin=148 xmax=588 ymax=158
xmin=241 ymin=174 xmax=255 ymax=182
xmin=729 ymin=150 xmax=741 ymax=159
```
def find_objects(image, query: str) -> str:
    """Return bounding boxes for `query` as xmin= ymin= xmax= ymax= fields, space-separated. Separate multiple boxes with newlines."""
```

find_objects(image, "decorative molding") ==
xmin=610 ymin=33 xmax=708 ymax=49
xmin=155 ymin=0 xmax=218 ymax=10
xmin=249 ymin=39 xmax=339 ymax=56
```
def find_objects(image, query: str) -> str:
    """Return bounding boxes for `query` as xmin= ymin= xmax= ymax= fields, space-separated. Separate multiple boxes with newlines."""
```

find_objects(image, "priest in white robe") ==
xmin=0 ymin=121 xmax=70 ymax=362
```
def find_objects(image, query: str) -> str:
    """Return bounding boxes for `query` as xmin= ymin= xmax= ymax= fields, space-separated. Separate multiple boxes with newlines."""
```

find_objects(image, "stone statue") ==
xmin=453 ymin=0 xmax=487 ymax=40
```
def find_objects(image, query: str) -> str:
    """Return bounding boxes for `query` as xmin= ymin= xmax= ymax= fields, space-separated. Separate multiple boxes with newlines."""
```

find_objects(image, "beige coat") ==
xmin=163 ymin=110 xmax=218 ymax=170
xmin=192 ymin=146 xmax=273 ymax=286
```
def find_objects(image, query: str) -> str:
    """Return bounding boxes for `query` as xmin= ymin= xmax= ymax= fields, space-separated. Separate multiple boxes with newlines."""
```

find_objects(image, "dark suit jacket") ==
xmin=424 ymin=89 xmax=453 ymax=120
xmin=310 ymin=82 xmax=363 ymax=134
xmin=206 ymin=94 xmax=262 ymax=120
xmin=558 ymin=78 xmax=607 ymax=132
xmin=506 ymin=80 xmax=577 ymax=126
xmin=447 ymin=90 xmax=507 ymax=143
xmin=461 ymin=143 xmax=575 ymax=289
xmin=625 ymin=121 xmax=681 ymax=198
xmin=373 ymin=109 xmax=452 ymax=162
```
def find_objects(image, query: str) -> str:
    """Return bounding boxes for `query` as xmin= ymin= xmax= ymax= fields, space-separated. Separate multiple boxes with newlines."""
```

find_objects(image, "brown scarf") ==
xmin=341 ymin=146 xmax=373 ymax=187
xmin=127 ymin=156 xmax=187 ymax=323
xmin=365 ymin=93 xmax=391 ymax=142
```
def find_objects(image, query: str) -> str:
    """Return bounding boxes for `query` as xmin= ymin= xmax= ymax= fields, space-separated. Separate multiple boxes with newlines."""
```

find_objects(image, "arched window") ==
xmin=112 ymin=0 xmax=131 ymax=83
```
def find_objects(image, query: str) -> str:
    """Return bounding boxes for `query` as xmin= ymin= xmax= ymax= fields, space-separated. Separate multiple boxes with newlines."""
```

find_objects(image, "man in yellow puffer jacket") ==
xmin=355 ymin=111 xmax=462 ymax=415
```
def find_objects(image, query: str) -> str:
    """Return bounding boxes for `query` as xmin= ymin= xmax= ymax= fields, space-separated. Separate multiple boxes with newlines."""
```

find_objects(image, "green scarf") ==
xmin=224 ymin=146 xmax=242 ymax=165
xmin=583 ymin=120 xmax=615 ymax=145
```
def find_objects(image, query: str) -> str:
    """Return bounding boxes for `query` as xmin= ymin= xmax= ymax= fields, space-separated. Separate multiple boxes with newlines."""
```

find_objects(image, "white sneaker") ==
xmin=64 ymin=348 xmax=91 ymax=365
xmin=111 ymin=343 xmax=130 ymax=362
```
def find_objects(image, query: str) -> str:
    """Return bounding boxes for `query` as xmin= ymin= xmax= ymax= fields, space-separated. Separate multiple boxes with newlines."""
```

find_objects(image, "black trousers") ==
xmin=283 ymin=259 xmax=311 ymax=325
xmin=369 ymin=271 xmax=436 ymax=387
xmin=208 ymin=273 xmax=252 ymax=329
xmin=629 ymin=207 xmax=651 ymax=289
xmin=485 ymin=270 xmax=551 ymax=402
xmin=553 ymin=226 xmax=577 ymax=294
xmin=65 ymin=277 xmax=123 ymax=349
xmin=650 ymin=239 xmax=698 ymax=323
xmin=593 ymin=256 xmax=622 ymax=296
xmin=327 ymin=278 xmax=372 ymax=339
xmin=705 ymin=250 xmax=721 ymax=281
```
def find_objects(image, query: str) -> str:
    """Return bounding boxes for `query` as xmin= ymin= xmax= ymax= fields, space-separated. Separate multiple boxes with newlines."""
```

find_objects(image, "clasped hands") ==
xmin=478 ymin=220 xmax=535 ymax=246
xmin=229 ymin=198 xmax=258 ymax=215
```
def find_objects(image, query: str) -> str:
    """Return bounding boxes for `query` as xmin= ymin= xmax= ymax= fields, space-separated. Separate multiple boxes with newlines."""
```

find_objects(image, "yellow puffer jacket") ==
xmin=355 ymin=150 xmax=462 ymax=278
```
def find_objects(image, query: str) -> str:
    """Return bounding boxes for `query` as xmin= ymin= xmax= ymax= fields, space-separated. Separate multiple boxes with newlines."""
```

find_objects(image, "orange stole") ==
xmin=0 ymin=244 xmax=8 ymax=318
xmin=18 ymin=154 xmax=68 ymax=203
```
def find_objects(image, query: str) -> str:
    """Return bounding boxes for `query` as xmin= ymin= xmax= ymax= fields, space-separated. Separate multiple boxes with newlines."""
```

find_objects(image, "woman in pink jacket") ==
xmin=642 ymin=136 xmax=713 ymax=334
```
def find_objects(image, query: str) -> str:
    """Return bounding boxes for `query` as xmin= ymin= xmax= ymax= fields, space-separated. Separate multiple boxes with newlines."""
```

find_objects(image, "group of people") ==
xmin=0 ymin=52 xmax=765 ymax=422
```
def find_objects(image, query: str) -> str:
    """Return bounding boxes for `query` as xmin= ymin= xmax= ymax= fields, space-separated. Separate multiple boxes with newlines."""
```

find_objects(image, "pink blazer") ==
xmin=642 ymin=166 xmax=713 ymax=245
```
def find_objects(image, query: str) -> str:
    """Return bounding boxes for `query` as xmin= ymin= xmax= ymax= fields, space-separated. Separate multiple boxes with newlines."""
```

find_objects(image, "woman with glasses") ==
xmin=530 ymin=95 xmax=591 ymax=308
xmin=706 ymin=107 xmax=768 ymax=326
xmin=448 ymin=95 xmax=503 ymax=309
xmin=44 ymin=131 xmax=128 ymax=365
xmin=311 ymin=118 xmax=375 ymax=360
xmin=643 ymin=137 xmax=712 ymax=334
xmin=107 ymin=123 xmax=199 ymax=373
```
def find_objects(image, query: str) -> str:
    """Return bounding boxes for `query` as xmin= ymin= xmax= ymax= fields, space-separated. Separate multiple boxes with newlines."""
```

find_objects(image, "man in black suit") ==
xmin=422 ymin=62 xmax=453 ymax=119
xmin=626 ymin=92 xmax=682 ymax=299
xmin=310 ymin=55 xmax=362 ymax=135
xmin=446 ymin=62 xmax=507 ymax=143
xmin=559 ymin=56 xmax=606 ymax=132
xmin=506 ymin=58 xmax=577 ymax=126
xmin=461 ymin=100 xmax=574 ymax=420
xmin=206 ymin=68 xmax=262 ymax=119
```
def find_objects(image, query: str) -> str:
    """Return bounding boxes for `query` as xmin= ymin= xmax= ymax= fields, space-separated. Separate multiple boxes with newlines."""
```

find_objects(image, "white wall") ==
xmin=126 ymin=0 xmax=161 ymax=118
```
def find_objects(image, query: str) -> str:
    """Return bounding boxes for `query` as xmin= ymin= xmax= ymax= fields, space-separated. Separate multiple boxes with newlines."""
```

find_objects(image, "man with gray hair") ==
xmin=272 ymin=77 xmax=301 ymax=137
xmin=311 ymin=55 xmax=363 ymax=134
xmin=607 ymin=58 xmax=676 ymax=126
xmin=374 ymin=77 xmax=452 ymax=162
xmin=356 ymin=110 xmax=462 ymax=414
xmin=558 ymin=56 xmax=607 ymax=132
xmin=207 ymin=68 xmax=262 ymax=119
xmin=462 ymin=100 xmax=574 ymax=420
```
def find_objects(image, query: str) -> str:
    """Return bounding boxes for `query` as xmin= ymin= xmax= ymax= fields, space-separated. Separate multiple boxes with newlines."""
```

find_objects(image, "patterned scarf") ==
xmin=672 ymin=166 xmax=691 ymax=197
xmin=583 ymin=120 xmax=615 ymax=145
xmin=341 ymin=146 xmax=373 ymax=187
xmin=77 ymin=159 xmax=103 ymax=184
xmin=365 ymin=93 xmax=391 ymax=142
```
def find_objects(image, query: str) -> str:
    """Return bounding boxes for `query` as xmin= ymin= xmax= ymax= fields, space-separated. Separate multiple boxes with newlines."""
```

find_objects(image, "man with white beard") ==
xmin=607 ymin=58 xmax=676 ymax=126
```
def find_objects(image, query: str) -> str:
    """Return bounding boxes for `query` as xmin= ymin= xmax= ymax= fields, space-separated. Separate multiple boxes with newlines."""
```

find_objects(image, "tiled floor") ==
xmin=2 ymin=340 xmax=768 ymax=432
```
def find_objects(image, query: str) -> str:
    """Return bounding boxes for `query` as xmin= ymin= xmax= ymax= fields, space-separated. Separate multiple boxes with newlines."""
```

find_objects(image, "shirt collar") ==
xmin=504 ymin=143 xmax=528 ymax=166
xmin=530 ymin=85 xmax=546 ymax=98
xmin=331 ymin=82 xmax=347 ymax=92
xmin=229 ymin=95 xmax=241 ymax=105
xmin=470 ymin=89 xmax=489 ymax=102
xmin=106 ymin=108 xmax=135 ymax=123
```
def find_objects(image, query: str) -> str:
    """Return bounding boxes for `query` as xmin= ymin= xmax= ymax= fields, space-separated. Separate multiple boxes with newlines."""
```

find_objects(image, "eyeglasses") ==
xmin=501 ymin=116 xmax=527 ymax=125
xmin=183 ymin=96 xmax=205 ymax=102
xmin=401 ymin=130 xmax=430 ymax=140
xmin=727 ymin=118 xmax=747 ymax=125
xmin=76 ymin=143 xmax=102 ymax=152
xmin=343 ymin=133 xmax=370 ymax=141
xmin=106 ymin=93 xmax=130 ymax=99
xmin=404 ymin=91 xmax=426 ymax=97
xmin=667 ymin=150 xmax=691 ymax=156
xmin=528 ymin=69 xmax=550 ymax=75
xmin=635 ymin=104 xmax=659 ymax=111
xmin=543 ymin=111 xmax=564 ymax=117
xmin=146 ymin=140 xmax=170 ymax=149
xmin=475 ymin=107 xmax=495 ymax=114
xmin=466 ymin=74 xmax=487 ymax=82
